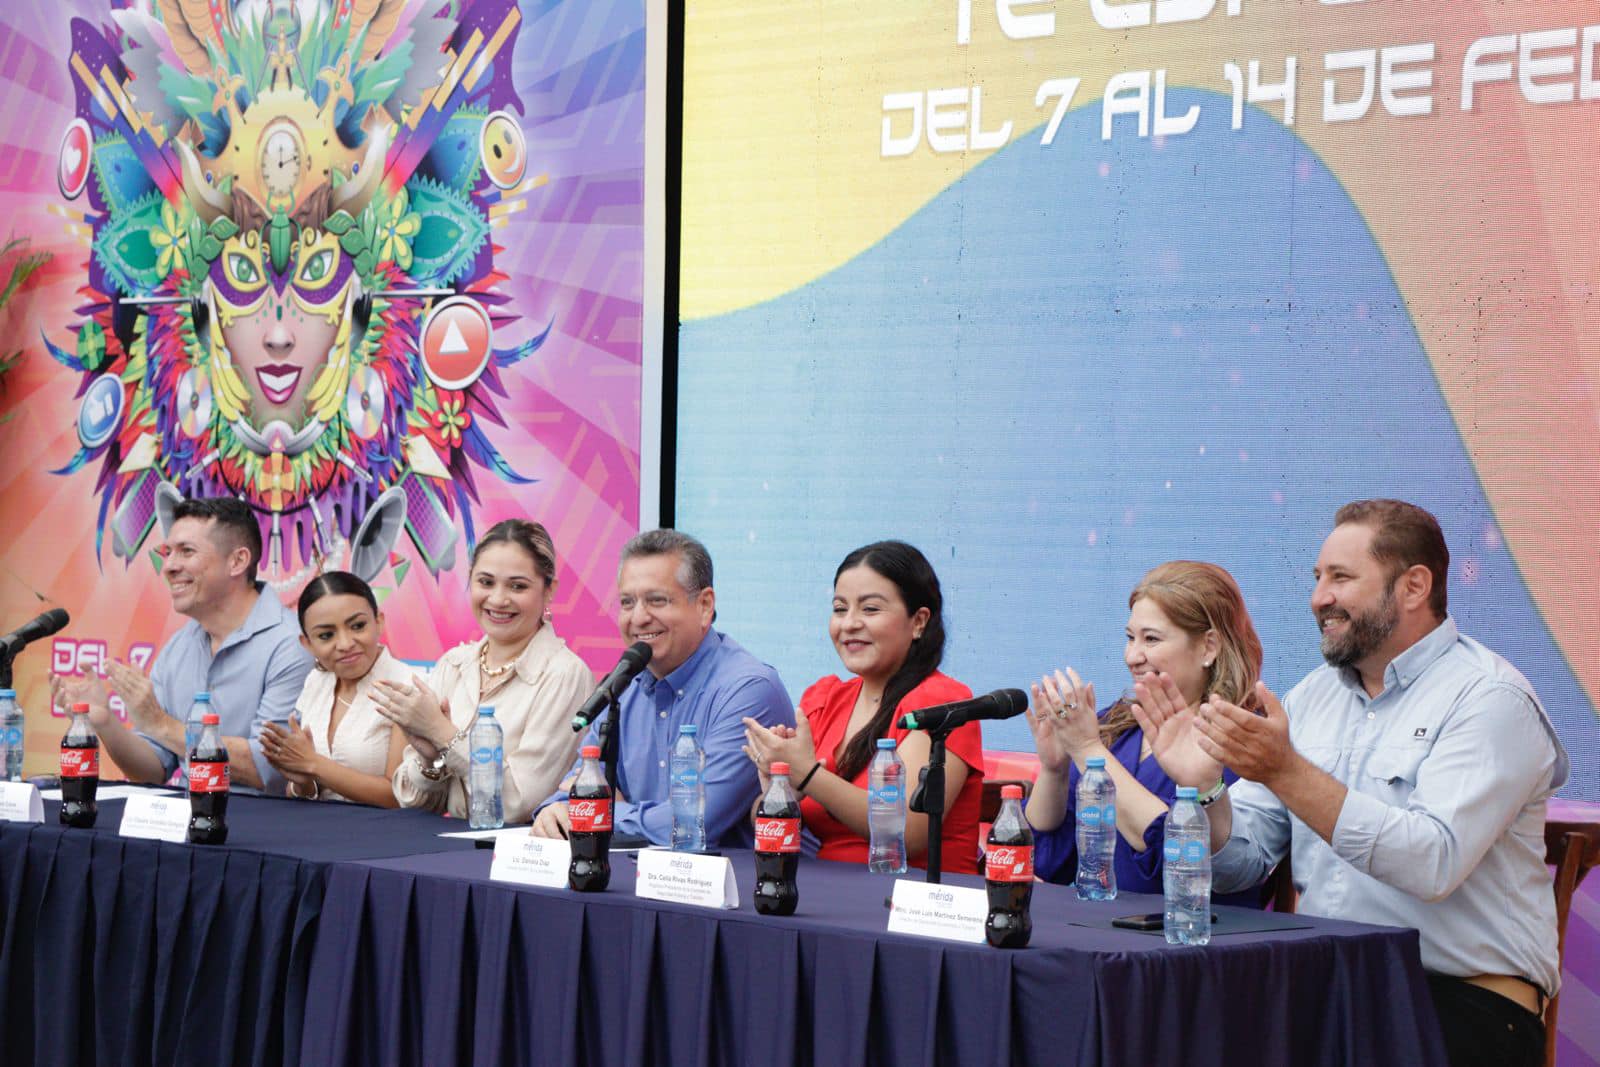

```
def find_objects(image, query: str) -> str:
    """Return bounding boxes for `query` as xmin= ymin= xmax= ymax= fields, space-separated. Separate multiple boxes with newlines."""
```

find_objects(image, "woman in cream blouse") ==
xmin=374 ymin=519 xmax=593 ymax=823
xmin=260 ymin=571 xmax=409 ymax=804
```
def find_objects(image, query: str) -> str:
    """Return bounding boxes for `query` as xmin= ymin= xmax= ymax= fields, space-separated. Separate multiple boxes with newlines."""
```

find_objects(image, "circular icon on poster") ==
xmin=77 ymin=373 xmax=124 ymax=448
xmin=345 ymin=365 xmax=386 ymax=439
xmin=420 ymin=296 xmax=493 ymax=390
xmin=58 ymin=119 xmax=92 ymax=200
xmin=176 ymin=367 xmax=214 ymax=437
xmin=480 ymin=110 xmax=527 ymax=190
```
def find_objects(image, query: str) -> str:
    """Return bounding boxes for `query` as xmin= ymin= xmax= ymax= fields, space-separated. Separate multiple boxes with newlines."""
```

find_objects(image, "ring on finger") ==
xmin=1065 ymin=701 xmax=1078 ymax=710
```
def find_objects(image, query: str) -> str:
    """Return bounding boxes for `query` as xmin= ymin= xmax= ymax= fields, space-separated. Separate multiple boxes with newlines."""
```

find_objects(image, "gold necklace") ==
xmin=478 ymin=642 xmax=517 ymax=679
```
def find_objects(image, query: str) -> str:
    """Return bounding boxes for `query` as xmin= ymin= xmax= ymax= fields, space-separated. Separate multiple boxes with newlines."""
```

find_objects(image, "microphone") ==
xmin=571 ymin=642 xmax=653 ymax=732
xmin=0 ymin=608 xmax=69 ymax=656
xmin=898 ymin=688 xmax=1028 ymax=733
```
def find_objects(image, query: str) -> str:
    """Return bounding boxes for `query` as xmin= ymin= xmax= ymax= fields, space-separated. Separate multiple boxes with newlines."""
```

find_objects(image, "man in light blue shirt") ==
xmin=1136 ymin=499 xmax=1566 ymax=1067
xmin=51 ymin=497 xmax=311 ymax=795
xmin=532 ymin=529 xmax=793 ymax=846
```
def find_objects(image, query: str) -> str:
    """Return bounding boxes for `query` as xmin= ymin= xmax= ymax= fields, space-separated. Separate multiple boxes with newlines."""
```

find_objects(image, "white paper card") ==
xmin=490 ymin=834 xmax=572 ymax=888
xmin=439 ymin=826 xmax=530 ymax=841
xmin=886 ymin=878 xmax=989 ymax=944
xmin=118 ymin=793 xmax=191 ymax=842
xmin=41 ymin=784 xmax=173 ymax=802
xmin=634 ymin=847 xmax=739 ymax=910
xmin=0 ymin=781 xmax=43 ymax=823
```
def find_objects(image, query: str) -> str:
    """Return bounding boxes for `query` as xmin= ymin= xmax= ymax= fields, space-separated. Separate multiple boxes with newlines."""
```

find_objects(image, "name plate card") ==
xmin=886 ymin=879 xmax=988 ymax=944
xmin=118 ymin=793 xmax=190 ymax=842
xmin=0 ymin=781 xmax=43 ymax=823
xmin=635 ymin=847 xmax=739 ymax=910
xmin=490 ymin=834 xmax=572 ymax=889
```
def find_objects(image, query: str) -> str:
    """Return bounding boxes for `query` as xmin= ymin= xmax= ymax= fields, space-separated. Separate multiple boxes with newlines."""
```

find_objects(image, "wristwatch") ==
xmin=1197 ymin=778 xmax=1227 ymax=807
xmin=418 ymin=727 xmax=468 ymax=781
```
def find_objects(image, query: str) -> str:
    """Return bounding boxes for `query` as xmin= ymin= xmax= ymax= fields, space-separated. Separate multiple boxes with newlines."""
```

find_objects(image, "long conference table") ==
xmin=0 ymin=791 xmax=1450 ymax=1067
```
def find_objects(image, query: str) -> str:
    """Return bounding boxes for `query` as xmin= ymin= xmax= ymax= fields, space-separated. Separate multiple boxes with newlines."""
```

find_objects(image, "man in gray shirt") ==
xmin=1135 ymin=499 xmax=1566 ymax=1067
xmin=52 ymin=496 xmax=312 ymax=794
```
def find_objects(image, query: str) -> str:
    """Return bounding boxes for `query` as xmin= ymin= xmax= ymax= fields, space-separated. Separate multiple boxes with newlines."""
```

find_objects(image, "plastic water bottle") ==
xmin=467 ymin=706 xmax=504 ymax=830
xmin=1164 ymin=785 xmax=1212 ymax=945
xmin=1075 ymin=755 xmax=1118 ymax=900
xmin=0 ymin=688 xmax=21 ymax=782
xmin=184 ymin=693 xmax=211 ymax=782
xmin=669 ymin=723 xmax=706 ymax=851
xmin=867 ymin=738 xmax=908 ymax=874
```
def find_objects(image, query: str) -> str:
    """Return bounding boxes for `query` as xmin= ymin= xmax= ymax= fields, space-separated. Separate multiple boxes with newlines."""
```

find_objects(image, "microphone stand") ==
xmin=0 ymin=649 xmax=15 ymax=690
xmin=908 ymin=725 xmax=952 ymax=884
xmin=597 ymin=690 xmax=622 ymax=795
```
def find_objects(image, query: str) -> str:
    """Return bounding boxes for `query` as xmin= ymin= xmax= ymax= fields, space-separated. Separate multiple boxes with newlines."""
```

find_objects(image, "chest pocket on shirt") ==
xmin=1365 ymin=740 xmax=1431 ymax=800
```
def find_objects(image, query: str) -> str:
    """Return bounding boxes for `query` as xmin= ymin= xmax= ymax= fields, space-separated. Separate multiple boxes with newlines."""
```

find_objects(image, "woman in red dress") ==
xmin=743 ymin=541 xmax=986 ymax=873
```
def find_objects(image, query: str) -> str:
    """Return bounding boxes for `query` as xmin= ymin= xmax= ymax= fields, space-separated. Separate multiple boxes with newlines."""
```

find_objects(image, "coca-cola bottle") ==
xmin=59 ymin=702 xmax=99 ymax=828
xmin=753 ymin=761 xmax=801 ymax=916
xmin=187 ymin=712 xmax=229 ymax=845
xmin=984 ymin=784 xmax=1033 ymax=948
xmin=567 ymin=745 xmax=612 ymax=892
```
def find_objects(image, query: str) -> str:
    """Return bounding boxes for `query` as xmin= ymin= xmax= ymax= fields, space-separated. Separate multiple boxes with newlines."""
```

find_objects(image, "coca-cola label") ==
xmin=754 ymin=816 xmax=801 ymax=854
xmin=189 ymin=760 xmax=229 ymax=793
xmin=60 ymin=747 xmax=99 ymax=778
xmin=985 ymin=844 xmax=1034 ymax=882
xmin=569 ymin=797 xmax=612 ymax=832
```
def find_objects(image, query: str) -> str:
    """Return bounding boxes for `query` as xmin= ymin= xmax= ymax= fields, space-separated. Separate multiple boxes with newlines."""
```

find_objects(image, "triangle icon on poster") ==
xmin=439 ymin=319 xmax=471 ymax=355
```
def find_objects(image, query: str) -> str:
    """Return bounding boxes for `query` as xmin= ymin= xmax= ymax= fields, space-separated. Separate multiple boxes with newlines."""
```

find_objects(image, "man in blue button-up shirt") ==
xmin=533 ymin=529 xmax=793 ymax=846
xmin=51 ymin=497 xmax=312 ymax=795
xmin=1135 ymin=499 xmax=1567 ymax=1067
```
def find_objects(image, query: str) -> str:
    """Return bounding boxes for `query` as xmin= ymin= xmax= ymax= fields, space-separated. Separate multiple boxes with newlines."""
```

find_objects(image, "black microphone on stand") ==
xmin=571 ymin=642 xmax=653 ymax=732
xmin=0 ymin=607 xmax=70 ymax=689
xmin=898 ymin=688 xmax=1028 ymax=733
xmin=0 ymin=608 xmax=70 ymax=657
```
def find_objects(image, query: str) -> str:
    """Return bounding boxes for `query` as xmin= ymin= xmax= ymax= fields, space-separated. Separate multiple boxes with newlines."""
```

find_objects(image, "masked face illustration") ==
xmin=210 ymin=226 xmax=354 ymax=433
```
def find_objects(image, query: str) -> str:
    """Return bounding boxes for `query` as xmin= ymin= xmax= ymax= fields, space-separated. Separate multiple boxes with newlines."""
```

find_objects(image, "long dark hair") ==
xmin=297 ymin=570 xmax=379 ymax=632
xmin=831 ymin=541 xmax=947 ymax=782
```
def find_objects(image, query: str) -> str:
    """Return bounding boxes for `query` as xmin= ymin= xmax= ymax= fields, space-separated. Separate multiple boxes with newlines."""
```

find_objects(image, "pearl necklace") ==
xmin=478 ymin=642 xmax=517 ymax=679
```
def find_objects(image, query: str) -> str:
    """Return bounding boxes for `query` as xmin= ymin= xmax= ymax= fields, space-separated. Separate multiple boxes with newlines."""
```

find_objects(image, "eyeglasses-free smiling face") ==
xmin=470 ymin=542 xmax=550 ymax=650
xmin=1124 ymin=596 xmax=1216 ymax=708
xmin=299 ymin=592 xmax=384 ymax=682
xmin=829 ymin=564 xmax=928 ymax=686
xmin=161 ymin=516 xmax=249 ymax=618
xmin=616 ymin=552 xmax=715 ymax=678
xmin=1312 ymin=521 xmax=1402 ymax=671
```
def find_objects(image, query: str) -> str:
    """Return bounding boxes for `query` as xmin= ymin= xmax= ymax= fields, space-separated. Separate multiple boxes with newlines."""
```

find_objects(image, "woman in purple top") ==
xmin=1024 ymin=561 xmax=1265 ymax=902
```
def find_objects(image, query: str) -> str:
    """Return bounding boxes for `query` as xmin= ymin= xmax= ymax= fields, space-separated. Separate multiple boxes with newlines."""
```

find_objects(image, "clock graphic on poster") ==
xmin=259 ymin=123 xmax=303 ymax=205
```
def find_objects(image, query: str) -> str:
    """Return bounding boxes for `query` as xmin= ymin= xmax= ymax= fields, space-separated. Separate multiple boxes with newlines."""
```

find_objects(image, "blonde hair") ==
xmin=1099 ymin=561 xmax=1264 ymax=747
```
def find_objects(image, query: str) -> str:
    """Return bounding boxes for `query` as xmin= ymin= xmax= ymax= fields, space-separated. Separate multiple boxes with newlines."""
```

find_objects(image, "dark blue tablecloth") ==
xmin=0 ymin=793 xmax=476 ymax=1067
xmin=302 ymin=848 xmax=1450 ymax=1067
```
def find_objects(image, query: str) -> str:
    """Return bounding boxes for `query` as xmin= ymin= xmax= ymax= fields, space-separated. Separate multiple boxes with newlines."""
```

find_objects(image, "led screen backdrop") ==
xmin=0 ymin=0 xmax=652 ymax=775
xmin=677 ymin=2 xmax=1600 ymax=801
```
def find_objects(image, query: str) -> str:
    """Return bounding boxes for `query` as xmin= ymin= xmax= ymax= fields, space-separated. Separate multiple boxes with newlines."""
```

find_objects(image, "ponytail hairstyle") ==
xmin=831 ymin=541 xmax=947 ymax=782
xmin=1099 ymin=561 xmax=1264 ymax=747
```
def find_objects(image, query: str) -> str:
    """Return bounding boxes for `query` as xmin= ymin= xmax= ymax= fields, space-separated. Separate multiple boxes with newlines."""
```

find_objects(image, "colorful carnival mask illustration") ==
xmin=49 ymin=0 xmax=545 ymax=586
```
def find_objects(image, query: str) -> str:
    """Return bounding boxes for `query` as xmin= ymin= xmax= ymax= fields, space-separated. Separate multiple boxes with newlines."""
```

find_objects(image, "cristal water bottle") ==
xmin=1075 ymin=755 xmax=1118 ymax=900
xmin=467 ymin=706 xmax=504 ymax=830
xmin=669 ymin=723 xmax=706 ymax=851
xmin=1164 ymin=785 xmax=1213 ymax=945
xmin=0 ymin=688 xmax=21 ymax=781
xmin=184 ymin=692 xmax=211 ymax=782
xmin=867 ymin=738 xmax=908 ymax=874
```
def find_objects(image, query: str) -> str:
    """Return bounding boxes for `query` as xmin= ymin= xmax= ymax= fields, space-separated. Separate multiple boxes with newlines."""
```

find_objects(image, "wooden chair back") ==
xmin=1543 ymin=820 xmax=1600 ymax=1067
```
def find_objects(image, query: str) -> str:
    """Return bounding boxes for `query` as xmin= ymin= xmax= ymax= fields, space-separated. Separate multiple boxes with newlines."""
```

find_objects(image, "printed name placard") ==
xmin=118 ymin=793 xmax=190 ymax=842
xmin=634 ymin=847 xmax=739 ymax=909
xmin=0 ymin=781 xmax=43 ymax=823
xmin=490 ymin=833 xmax=572 ymax=888
xmin=886 ymin=878 xmax=988 ymax=944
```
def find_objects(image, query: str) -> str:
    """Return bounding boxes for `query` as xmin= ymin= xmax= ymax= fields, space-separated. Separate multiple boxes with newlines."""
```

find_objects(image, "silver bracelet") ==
xmin=418 ymin=727 xmax=469 ymax=781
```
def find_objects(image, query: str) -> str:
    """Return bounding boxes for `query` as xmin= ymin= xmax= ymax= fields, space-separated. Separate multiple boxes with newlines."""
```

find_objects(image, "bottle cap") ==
xmin=478 ymin=705 xmax=496 ymax=717
xmin=201 ymin=713 xmax=220 ymax=726
xmin=581 ymin=745 xmax=600 ymax=758
xmin=771 ymin=761 xmax=790 ymax=776
xmin=0 ymin=688 xmax=14 ymax=698
xmin=194 ymin=693 xmax=211 ymax=703
xmin=875 ymin=738 xmax=896 ymax=750
xmin=679 ymin=723 xmax=698 ymax=735
xmin=1086 ymin=756 xmax=1106 ymax=769
xmin=72 ymin=701 xmax=89 ymax=713
xmin=1175 ymin=786 xmax=1198 ymax=799
xmin=1001 ymin=784 xmax=1023 ymax=800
